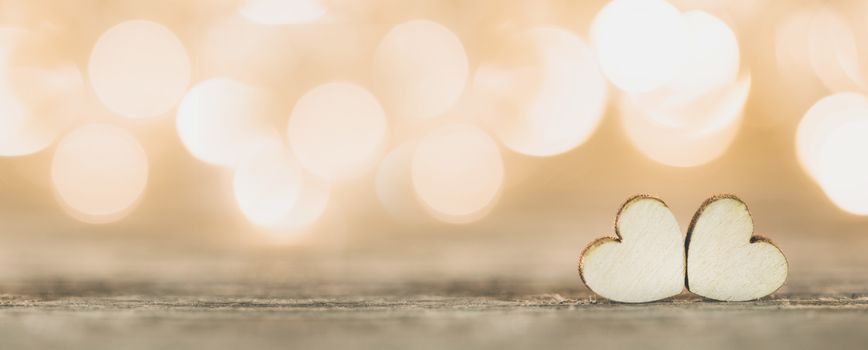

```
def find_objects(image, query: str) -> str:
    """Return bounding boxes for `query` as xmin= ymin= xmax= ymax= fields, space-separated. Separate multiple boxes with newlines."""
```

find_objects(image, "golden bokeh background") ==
xmin=0 ymin=0 xmax=867 ymax=284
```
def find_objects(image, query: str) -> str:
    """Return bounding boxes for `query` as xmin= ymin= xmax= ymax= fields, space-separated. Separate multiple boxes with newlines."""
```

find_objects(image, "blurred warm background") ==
xmin=0 ymin=0 xmax=867 ymax=292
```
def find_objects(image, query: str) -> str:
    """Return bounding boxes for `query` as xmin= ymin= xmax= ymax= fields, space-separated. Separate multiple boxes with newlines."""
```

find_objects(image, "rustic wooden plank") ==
xmin=1 ymin=275 xmax=868 ymax=350
xmin=0 ymin=220 xmax=866 ymax=350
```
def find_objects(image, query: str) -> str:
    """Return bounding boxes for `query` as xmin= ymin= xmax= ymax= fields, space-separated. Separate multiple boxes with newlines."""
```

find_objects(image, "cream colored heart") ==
xmin=686 ymin=195 xmax=788 ymax=301
xmin=579 ymin=195 xmax=685 ymax=303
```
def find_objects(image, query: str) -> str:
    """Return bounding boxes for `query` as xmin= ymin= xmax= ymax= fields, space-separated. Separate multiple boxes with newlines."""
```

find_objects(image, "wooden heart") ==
xmin=579 ymin=195 xmax=685 ymax=303
xmin=686 ymin=194 xmax=788 ymax=301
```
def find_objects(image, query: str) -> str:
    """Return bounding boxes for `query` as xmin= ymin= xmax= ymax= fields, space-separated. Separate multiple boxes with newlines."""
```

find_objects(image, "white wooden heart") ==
xmin=686 ymin=194 xmax=788 ymax=301
xmin=579 ymin=195 xmax=685 ymax=303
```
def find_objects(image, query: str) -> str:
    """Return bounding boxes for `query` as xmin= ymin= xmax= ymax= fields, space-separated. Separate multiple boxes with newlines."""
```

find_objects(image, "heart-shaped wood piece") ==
xmin=686 ymin=194 xmax=788 ymax=301
xmin=579 ymin=195 xmax=685 ymax=303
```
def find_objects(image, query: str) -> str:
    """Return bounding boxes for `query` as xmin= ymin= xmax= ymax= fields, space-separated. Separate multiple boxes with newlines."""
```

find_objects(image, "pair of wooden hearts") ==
xmin=578 ymin=194 xmax=788 ymax=303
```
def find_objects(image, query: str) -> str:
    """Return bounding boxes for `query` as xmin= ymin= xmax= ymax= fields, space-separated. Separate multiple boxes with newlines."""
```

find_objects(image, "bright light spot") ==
xmin=51 ymin=124 xmax=148 ymax=223
xmin=233 ymin=142 xmax=332 ymax=234
xmin=0 ymin=28 xmax=85 ymax=156
xmin=808 ymin=9 xmax=864 ymax=92
xmin=620 ymin=76 xmax=751 ymax=167
xmin=235 ymin=144 xmax=331 ymax=237
xmin=669 ymin=11 xmax=739 ymax=95
xmin=176 ymin=78 xmax=281 ymax=167
xmin=411 ymin=124 xmax=503 ymax=223
xmin=797 ymin=92 xmax=868 ymax=180
xmin=375 ymin=142 xmax=427 ymax=222
xmin=280 ymin=175 xmax=330 ymax=230
xmin=475 ymin=27 xmax=608 ymax=157
xmin=373 ymin=20 xmax=469 ymax=119
xmin=815 ymin=119 xmax=868 ymax=215
xmin=0 ymin=83 xmax=46 ymax=157
xmin=89 ymin=20 xmax=191 ymax=119
xmin=591 ymin=0 xmax=687 ymax=92
xmin=234 ymin=144 xmax=302 ymax=228
xmin=287 ymin=81 xmax=388 ymax=181
xmin=0 ymin=28 xmax=28 ymax=156
xmin=240 ymin=0 xmax=326 ymax=25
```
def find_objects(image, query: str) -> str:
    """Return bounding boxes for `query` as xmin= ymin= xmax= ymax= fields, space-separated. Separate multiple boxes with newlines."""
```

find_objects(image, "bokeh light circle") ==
xmin=476 ymin=26 xmax=608 ymax=157
xmin=797 ymin=92 xmax=868 ymax=180
xmin=620 ymin=76 xmax=751 ymax=167
xmin=375 ymin=142 xmax=427 ymax=222
xmin=0 ymin=84 xmax=34 ymax=156
xmin=279 ymin=175 xmax=330 ymax=231
xmin=815 ymin=118 xmax=868 ymax=215
xmin=176 ymin=78 xmax=281 ymax=167
xmin=0 ymin=28 xmax=86 ymax=156
xmin=233 ymin=144 xmax=303 ymax=228
xmin=411 ymin=124 xmax=503 ymax=222
xmin=373 ymin=20 xmax=469 ymax=119
xmin=669 ymin=10 xmax=740 ymax=94
xmin=51 ymin=123 xmax=149 ymax=223
xmin=808 ymin=9 xmax=864 ymax=92
xmin=89 ymin=20 xmax=191 ymax=119
xmin=240 ymin=0 xmax=327 ymax=25
xmin=0 ymin=27 xmax=42 ymax=157
xmin=591 ymin=0 xmax=687 ymax=93
xmin=233 ymin=141 xmax=331 ymax=236
xmin=288 ymin=81 xmax=388 ymax=181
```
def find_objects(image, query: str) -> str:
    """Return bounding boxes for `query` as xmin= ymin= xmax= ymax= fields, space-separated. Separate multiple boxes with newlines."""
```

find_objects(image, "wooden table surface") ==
xmin=1 ymin=228 xmax=867 ymax=350
xmin=2 ymin=276 xmax=868 ymax=349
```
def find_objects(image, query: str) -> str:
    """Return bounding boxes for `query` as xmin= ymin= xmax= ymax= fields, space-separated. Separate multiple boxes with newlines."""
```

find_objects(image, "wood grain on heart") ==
xmin=686 ymin=194 xmax=788 ymax=301
xmin=578 ymin=195 xmax=685 ymax=303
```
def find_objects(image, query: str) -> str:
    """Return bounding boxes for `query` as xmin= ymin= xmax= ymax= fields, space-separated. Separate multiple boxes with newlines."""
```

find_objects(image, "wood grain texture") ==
xmin=1 ymin=274 xmax=868 ymax=350
xmin=686 ymin=194 xmax=788 ymax=301
xmin=579 ymin=195 xmax=685 ymax=303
